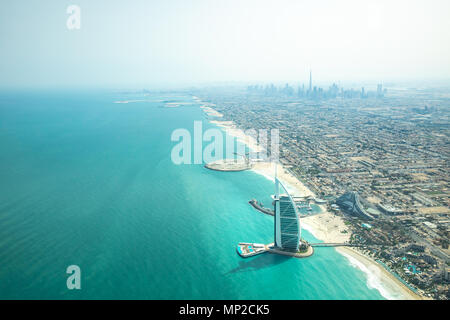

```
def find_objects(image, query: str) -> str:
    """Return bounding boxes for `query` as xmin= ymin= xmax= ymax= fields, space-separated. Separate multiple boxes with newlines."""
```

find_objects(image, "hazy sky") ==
xmin=1 ymin=0 xmax=449 ymax=88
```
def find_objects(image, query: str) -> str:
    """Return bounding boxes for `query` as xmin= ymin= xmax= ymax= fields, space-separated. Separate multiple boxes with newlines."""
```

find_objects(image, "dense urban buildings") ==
xmin=193 ymin=80 xmax=450 ymax=299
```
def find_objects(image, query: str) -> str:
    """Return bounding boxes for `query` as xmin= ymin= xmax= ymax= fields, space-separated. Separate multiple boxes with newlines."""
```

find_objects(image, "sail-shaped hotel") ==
xmin=273 ymin=177 xmax=302 ymax=252
xmin=236 ymin=169 xmax=313 ymax=258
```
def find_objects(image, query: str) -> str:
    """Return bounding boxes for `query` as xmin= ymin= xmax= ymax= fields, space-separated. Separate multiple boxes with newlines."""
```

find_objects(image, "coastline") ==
xmin=336 ymin=247 xmax=423 ymax=300
xmin=199 ymin=100 xmax=422 ymax=300
xmin=252 ymin=161 xmax=314 ymax=198
xmin=209 ymin=120 xmax=265 ymax=153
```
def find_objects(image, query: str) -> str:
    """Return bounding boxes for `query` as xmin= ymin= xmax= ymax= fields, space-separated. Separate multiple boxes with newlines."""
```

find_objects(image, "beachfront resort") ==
xmin=236 ymin=172 xmax=314 ymax=259
xmin=198 ymin=90 xmax=449 ymax=300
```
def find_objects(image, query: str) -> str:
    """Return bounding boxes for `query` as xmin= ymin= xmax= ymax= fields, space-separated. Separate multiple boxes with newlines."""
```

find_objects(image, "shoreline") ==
xmin=209 ymin=120 xmax=265 ymax=153
xmin=336 ymin=247 xmax=423 ymax=300
xmin=199 ymin=99 xmax=422 ymax=300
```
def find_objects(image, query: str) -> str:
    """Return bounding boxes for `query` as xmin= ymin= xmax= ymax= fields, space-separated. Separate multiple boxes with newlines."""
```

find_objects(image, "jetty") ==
xmin=249 ymin=199 xmax=274 ymax=216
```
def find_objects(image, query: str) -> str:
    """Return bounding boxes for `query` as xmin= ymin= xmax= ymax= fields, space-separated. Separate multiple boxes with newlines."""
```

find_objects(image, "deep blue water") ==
xmin=0 ymin=90 xmax=386 ymax=299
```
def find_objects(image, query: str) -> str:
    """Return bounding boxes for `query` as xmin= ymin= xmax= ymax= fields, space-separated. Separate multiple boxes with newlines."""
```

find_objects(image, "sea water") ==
xmin=0 ymin=90 xmax=388 ymax=299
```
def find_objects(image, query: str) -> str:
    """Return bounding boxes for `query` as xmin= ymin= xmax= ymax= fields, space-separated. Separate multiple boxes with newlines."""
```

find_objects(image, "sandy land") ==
xmin=302 ymin=212 xmax=351 ymax=243
xmin=251 ymin=161 xmax=314 ymax=197
xmin=209 ymin=120 xmax=265 ymax=153
xmin=200 ymin=105 xmax=223 ymax=117
xmin=200 ymin=103 xmax=423 ymax=300
xmin=418 ymin=206 xmax=450 ymax=214
xmin=165 ymin=102 xmax=195 ymax=108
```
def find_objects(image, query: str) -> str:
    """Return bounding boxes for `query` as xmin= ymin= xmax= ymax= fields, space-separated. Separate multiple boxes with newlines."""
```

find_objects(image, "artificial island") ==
xmin=237 ymin=167 xmax=314 ymax=258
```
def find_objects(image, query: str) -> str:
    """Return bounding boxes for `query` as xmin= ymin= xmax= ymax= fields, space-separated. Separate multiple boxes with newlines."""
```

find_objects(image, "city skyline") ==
xmin=247 ymin=70 xmax=387 ymax=100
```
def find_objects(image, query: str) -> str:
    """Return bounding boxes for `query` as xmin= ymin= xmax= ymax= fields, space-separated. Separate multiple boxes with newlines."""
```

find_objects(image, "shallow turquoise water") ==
xmin=0 ymin=90 xmax=385 ymax=299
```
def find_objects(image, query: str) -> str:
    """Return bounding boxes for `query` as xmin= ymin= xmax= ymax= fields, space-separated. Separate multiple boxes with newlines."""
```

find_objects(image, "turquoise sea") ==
xmin=0 ymin=90 xmax=387 ymax=299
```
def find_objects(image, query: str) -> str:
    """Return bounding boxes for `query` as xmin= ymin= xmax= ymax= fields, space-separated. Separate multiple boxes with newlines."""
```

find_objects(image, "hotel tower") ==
xmin=273 ymin=173 xmax=302 ymax=252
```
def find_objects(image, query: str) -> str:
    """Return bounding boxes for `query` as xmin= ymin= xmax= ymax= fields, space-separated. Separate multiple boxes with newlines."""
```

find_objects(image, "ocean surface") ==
xmin=0 ymin=90 xmax=390 ymax=299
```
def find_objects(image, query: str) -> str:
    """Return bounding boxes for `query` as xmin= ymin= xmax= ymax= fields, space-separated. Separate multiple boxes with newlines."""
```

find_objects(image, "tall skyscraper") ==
xmin=274 ymin=173 xmax=302 ymax=252
xmin=309 ymin=70 xmax=312 ymax=92
xmin=377 ymin=84 xmax=383 ymax=98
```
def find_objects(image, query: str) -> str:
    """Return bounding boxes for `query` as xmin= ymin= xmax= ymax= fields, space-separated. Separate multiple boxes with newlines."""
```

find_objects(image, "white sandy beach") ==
xmin=302 ymin=212 xmax=351 ymax=243
xmin=200 ymin=105 xmax=223 ymax=117
xmin=301 ymin=211 xmax=421 ymax=299
xmin=209 ymin=120 xmax=265 ymax=153
xmin=251 ymin=161 xmax=314 ymax=197
xmin=200 ymin=101 xmax=422 ymax=300
xmin=337 ymin=247 xmax=423 ymax=300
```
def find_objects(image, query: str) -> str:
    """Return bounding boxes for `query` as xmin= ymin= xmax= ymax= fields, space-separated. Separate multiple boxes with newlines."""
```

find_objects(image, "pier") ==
xmin=309 ymin=242 xmax=384 ymax=248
